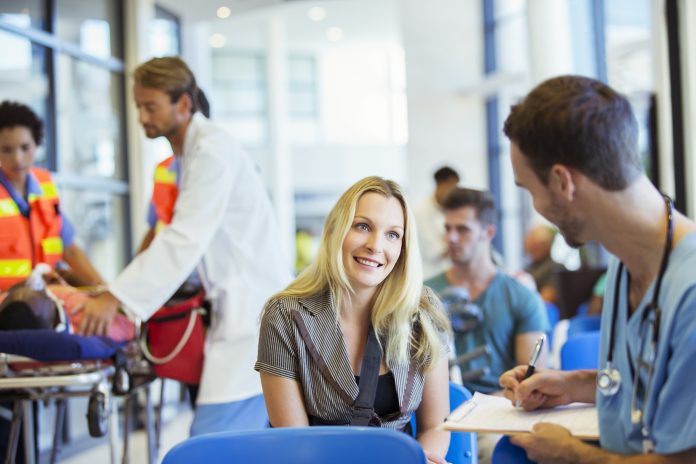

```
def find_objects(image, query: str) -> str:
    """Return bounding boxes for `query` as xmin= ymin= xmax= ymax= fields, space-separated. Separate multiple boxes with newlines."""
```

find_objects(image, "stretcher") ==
xmin=0 ymin=329 xmax=161 ymax=464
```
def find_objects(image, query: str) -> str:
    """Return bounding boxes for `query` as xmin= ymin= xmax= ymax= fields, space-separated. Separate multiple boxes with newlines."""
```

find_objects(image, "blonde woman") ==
xmin=256 ymin=176 xmax=452 ymax=464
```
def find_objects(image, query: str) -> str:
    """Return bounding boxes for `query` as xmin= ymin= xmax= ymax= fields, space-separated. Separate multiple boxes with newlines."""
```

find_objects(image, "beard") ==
xmin=547 ymin=197 xmax=585 ymax=249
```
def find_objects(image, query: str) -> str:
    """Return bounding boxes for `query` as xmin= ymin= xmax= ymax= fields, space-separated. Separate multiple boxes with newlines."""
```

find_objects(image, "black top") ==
xmin=354 ymin=372 xmax=400 ymax=417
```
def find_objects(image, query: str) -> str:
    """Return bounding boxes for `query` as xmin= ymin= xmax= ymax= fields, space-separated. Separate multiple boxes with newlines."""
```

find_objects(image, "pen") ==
xmin=515 ymin=334 xmax=545 ymax=407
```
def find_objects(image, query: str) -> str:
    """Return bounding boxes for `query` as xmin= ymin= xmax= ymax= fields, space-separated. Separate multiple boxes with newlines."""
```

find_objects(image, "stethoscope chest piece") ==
xmin=597 ymin=362 xmax=621 ymax=396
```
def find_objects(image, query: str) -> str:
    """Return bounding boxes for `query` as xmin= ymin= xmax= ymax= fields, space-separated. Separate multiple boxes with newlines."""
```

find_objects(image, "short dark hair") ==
xmin=442 ymin=188 xmax=496 ymax=226
xmin=0 ymin=101 xmax=44 ymax=145
xmin=503 ymin=75 xmax=642 ymax=190
xmin=434 ymin=166 xmax=460 ymax=184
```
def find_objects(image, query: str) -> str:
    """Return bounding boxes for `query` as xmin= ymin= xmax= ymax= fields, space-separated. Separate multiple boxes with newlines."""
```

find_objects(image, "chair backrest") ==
xmin=544 ymin=302 xmax=560 ymax=346
xmin=491 ymin=435 xmax=535 ymax=464
xmin=410 ymin=382 xmax=477 ymax=464
xmin=561 ymin=331 xmax=600 ymax=371
xmin=162 ymin=426 xmax=426 ymax=464
xmin=446 ymin=383 xmax=478 ymax=464
xmin=567 ymin=314 xmax=601 ymax=339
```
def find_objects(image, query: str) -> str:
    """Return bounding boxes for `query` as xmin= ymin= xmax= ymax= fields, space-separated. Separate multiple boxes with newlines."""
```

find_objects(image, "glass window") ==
xmin=0 ymin=29 xmax=49 ymax=166
xmin=58 ymin=189 xmax=128 ymax=280
xmin=56 ymin=55 xmax=125 ymax=180
xmin=55 ymin=0 xmax=122 ymax=59
xmin=150 ymin=6 xmax=180 ymax=56
xmin=212 ymin=51 xmax=268 ymax=147
xmin=605 ymin=0 xmax=653 ymax=92
xmin=0 ymin=1 xmax=46 ymax=31
xmin=493 ymin=0 xmax=528 ymax=74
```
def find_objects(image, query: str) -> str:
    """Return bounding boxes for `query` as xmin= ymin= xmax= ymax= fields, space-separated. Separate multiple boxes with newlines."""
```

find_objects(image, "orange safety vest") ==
xmin=0 ymin=167 xmax=64 ymax=290
xmin=151 ymin=156 xmax=178 ymax=233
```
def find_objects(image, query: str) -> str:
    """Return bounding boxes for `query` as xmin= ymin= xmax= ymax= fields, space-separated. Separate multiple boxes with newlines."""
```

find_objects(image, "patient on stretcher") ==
xmin=0 ymin=283 xmax=135 ymax=342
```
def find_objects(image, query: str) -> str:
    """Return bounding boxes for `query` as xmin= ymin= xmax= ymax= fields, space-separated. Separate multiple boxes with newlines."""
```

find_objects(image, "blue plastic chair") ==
xmin=576 ymin=301 xmax=589 ymax=317
xmin=162 ymin=426 xmax=426 ymax=464
xmin=491 ymin=435 xmax=535 ymax=463
xmin=566 ymin=314 xmax=601 ymax=339
xmin=411 ymin=382 xmax=477 ymax=463
xmin=561 ymin=331 xmax=600 ymax=370
xmin=544 ymin=302 xmax=560 ymax=346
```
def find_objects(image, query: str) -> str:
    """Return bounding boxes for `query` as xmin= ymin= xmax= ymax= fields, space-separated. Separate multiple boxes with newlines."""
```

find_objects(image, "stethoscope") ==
xmin=596 ymin=194 xmax=673 ymax=453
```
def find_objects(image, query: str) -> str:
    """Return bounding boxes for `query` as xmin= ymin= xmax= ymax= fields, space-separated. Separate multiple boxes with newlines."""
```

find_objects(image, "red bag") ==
xmin=140 ymin=292 xmax=207 ymax=385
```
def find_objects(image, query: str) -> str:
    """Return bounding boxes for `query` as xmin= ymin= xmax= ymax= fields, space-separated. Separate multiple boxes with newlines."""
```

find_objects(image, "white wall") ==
xmin=399 ymin=0 xmax=488 ymax=202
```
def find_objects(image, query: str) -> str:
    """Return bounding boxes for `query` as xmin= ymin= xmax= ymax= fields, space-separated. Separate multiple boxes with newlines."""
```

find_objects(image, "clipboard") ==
xmin=441 ymin=392 xmax=599 ymax=440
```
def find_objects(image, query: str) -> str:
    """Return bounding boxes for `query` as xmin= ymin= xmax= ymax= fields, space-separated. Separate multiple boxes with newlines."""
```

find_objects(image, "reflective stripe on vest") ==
xmin=0 ymin=259 xmax=32 ymax=279
xmin=41 ymin=237 xmax=64 ymax=255
xmin=0 ymin=198 xmax=19 ymax=217
xmin=0 ymin=168 xmax=63 ymax=290
xmin=154 ymin=165 xmax=177 ymax=185
xmin=38 ymin=181 xmax=59 ymax=200
xmin=152 ymin=157 xmax=178 ymax=227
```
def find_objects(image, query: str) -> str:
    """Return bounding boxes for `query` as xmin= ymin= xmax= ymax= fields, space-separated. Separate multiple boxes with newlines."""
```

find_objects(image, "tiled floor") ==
xmin=60 ymin=407 xmax=193 ymax=464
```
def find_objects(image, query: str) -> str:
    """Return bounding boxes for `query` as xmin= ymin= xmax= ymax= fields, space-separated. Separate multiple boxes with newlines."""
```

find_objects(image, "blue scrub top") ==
xmin=0 ymin=169 xmax=75 ymax=247
xmin=598 ymin=232 xmax=696 ymax=454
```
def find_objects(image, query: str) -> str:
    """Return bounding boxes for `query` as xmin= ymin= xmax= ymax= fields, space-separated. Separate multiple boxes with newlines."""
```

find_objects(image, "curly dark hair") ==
xmin=0 ymin=101 xmax=44 ymax=146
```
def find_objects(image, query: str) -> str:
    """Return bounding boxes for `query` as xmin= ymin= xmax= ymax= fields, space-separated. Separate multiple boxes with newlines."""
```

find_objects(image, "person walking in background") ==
xmin=79 ymin=57 xmax=291 ymax=435
xmin=415 ymin=166 xmax=460 ymax=280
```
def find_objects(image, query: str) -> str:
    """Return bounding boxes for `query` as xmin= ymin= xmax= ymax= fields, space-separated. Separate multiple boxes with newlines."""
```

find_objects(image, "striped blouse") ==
xmin=255 ymin=289 xmax=444 ymax=431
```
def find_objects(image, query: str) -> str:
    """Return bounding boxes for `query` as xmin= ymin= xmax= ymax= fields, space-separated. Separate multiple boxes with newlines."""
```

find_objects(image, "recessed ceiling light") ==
xmin=209 ymin=33 xmax=226 ymax=48
xmin=216 ymin=6 xmax=231 ymax=19
xmin=308 ymin=6 xmax=327 ymax=21
xmin=326 ymin=27 xmax=343 ymax=42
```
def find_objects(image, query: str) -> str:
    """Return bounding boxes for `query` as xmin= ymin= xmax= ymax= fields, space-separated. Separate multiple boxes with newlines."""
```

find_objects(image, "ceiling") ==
xmin=155 ymin=0 xmax=401 ymax=51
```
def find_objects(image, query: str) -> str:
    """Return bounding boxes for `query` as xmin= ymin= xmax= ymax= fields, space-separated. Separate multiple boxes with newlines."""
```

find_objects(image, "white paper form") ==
xmin=443 ymin=392 xmax=599 ymax=440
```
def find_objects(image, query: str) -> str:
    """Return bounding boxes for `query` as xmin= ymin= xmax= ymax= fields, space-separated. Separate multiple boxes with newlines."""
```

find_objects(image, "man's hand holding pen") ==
xmin=499 ymin=365 xmax=575 ymax=411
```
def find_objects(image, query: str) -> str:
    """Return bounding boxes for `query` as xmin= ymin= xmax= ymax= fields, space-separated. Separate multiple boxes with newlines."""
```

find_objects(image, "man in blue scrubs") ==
xmin=499 ymin=75 xmax=696 ymax=462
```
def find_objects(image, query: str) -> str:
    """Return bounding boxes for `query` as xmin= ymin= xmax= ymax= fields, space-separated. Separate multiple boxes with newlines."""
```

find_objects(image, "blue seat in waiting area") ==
xmin=162 ymin=426 xmax=426 ymax=464
xmin=411 ymin=382 xmax=478 ymax=464
xmin=545 ymin=302 xmax=560 ymax=345
xmin=491 ymin=435 xmax=535 ymax=464
xmin=561 ymin=331 xmax=600 ymax=370
xmin=566 ymin=314 xmax=601 ymax=339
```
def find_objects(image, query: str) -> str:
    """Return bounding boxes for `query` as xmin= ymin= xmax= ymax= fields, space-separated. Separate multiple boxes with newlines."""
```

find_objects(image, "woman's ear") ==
xmin=549 ymin=164 xmax=576 ymax=202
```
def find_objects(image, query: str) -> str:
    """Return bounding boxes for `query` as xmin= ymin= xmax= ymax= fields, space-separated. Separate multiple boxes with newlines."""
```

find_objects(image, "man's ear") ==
xmin=484 ymin=223 xmax=497 ymax=242
xmin=176 ymin=93 xmax=193 ymax=115
xmin=549 ymin=164 xmax=576 ymax=202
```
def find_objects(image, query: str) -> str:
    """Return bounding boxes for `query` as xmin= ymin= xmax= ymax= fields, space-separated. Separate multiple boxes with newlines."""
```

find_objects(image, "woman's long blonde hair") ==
xmin=276 ymin=176 xmax=450 ymax=369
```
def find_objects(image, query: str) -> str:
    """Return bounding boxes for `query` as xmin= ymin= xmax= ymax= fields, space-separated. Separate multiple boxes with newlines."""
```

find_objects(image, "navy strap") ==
xmin=350 ymin=326 xmax=382 ymax=426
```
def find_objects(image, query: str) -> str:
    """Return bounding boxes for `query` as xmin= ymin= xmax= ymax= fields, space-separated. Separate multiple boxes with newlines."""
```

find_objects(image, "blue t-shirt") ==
xmin=0 ymin=169 xmax=75 ymax=247
xmin=598 ymin=232 xmax=696 ymax=454
xmin=426 ymin=271 xmax=548 ymax=393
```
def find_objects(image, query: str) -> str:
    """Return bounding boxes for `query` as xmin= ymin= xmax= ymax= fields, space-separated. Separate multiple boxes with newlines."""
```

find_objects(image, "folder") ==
xmin=441 ymin=392 xmax=599 ymax=440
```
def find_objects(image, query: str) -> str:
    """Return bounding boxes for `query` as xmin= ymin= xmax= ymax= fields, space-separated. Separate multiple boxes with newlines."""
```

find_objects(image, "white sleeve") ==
xmin=110 ymin=130 xmax=235 ymax=320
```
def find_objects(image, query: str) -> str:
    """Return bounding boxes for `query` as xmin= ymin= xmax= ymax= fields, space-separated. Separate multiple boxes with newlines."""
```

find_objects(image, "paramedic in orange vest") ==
xmin=0 ymin=101 xmax=103 ymax=291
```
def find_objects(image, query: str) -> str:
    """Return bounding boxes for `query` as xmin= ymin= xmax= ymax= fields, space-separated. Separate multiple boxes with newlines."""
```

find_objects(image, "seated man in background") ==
xmin=523 ymin=223 xmax=565 ymax=304
xmin=425 ymin=188 xmax=549 ymax=394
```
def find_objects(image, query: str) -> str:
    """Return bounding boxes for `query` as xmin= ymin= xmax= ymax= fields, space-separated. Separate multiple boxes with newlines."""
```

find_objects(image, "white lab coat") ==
xmin=414 ymin=195 xmax=449 ymax=280
xmin=110 ymin=113 xmax=291 ymax=405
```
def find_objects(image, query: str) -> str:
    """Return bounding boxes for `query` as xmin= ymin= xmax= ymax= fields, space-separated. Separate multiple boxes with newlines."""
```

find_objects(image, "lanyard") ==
xmin=604 ymin=194 xmax=673 ymax=452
